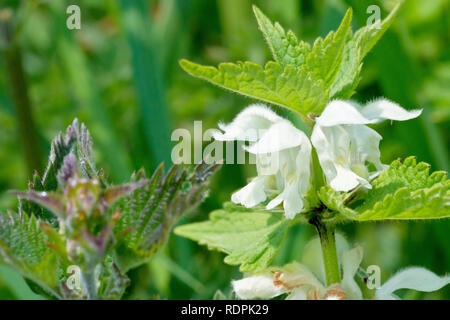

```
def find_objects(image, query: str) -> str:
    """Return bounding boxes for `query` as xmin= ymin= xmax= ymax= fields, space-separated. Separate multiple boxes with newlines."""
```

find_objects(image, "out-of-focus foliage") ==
xmin=0 ymin=118 xmax=219 ymax=299
xmin=0 ymin=0 xmax=448 ymax=299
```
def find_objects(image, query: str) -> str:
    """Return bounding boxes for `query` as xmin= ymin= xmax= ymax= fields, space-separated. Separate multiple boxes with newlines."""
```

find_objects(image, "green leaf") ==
xmin=97 ymin=257 xmax=130 ymax=300
xmin=252 ymin=6 xmax=356 ymax=105
xmin=351 ymin=157 xmax=450 ymax=221
xmin=329 ymin=39 xmax=362 ymax=99
xmin=253 ymin=5 xmax=311 ymax=68
xmin=318 ymin=186 xmax=357 ymax=220
xmin=182 ymin=5 xmax=402 ymax=114
xmin=113 ymin=162 xmax=221 ymax=272
xmin=0 ymin=210 xmax=67 ymax=298
xmin=354 ymin=1 xmax=403 ymax=59
xmin=41 ymin=120 xmax=79 ymax=191
xmin=179 ymin=59 xmax=328 ymax=116
xmin=174 ymin=203 xmax=292 ymax=272
xmin=21 ymin=119 xmax=98 ymax=224
xmin=305 ymin=8 xmax=353 ymax=87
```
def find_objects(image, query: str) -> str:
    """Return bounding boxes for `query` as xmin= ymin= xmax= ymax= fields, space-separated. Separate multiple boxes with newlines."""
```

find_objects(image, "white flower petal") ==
xmin=346 ymin=125 xmax=385 ymax=173
xmin=266 ymin=183 xmax=304 ymax=219
xmin=312 ymin=122 xmax=381 ymax=192
xmin=315 ymin=99 xmax=422 ymax=127
xmin=315 ymin=100 xmax=372 ymax=127
xmin=273 ymin=262 xmax=325 ymax=293
xmin=330 ymin=165 xmax=370 ymax=192
xmin=310 ymin=125 xmax=337 ymax=180
xmin=214 ymin=104 xmax=282 ymax=141
xmin=216 ymin=104 xmax=312 ymax=219
xmin=282 ymin=184 xmax=304 ymax=219
xmin=245 ymin=121 xmax=309 ymax=154
xmin=266 ymin=193 xmax=284 ymax=210
xmin=361 ymin=98 xmax=422 ymax=123
xmin=375 ymin=267 xmax=450 ymax=300
xmin=285 ymin=288 xmax=308 ymax=300
xmin=265 ymin=141 xmax=311 ymax=219
xmin=341 ymin=246 xmax=364 ymax=300
xmin=232 ymin=274 xmax=284 ymax=300
xmin=231 ymin=176 xmax=267 ymax=208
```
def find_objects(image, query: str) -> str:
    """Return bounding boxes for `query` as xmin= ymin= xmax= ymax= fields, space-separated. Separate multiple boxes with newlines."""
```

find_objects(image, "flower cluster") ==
xmin=214 ymin=99 xmax=421 ymax=219
xmin=232 ymin=237 xmax=450 ymax=300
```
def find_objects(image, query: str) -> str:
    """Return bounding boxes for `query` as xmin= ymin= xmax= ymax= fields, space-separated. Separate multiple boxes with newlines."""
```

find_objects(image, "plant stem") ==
xmin=81 ymin=268 xmax=98 ymax=300
xmin=81 ymin=256 xmax=98 ymax=300
xmin=311 ymin=217 xmax=340 ymax=286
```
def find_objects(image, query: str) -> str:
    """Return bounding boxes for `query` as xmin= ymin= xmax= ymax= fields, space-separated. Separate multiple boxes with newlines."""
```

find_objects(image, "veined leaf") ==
xmin=179 ymin=59 xmax=328 ymax=116
xmin=351 ymin=157 xmax=449 ymax=221
xmin=354 ymin=1 xmax=403 ymax=59
xmin=253 ymin=5 xmax=311 ymax=68
xmin=174 ymin=203 xmax=292 ymax=272
xmin=21 ymin=119 xmax=98 ymax=224
xmin=113 ymin=161 xmax=221 ymax=273
xmin=97 ymin=257 xmax=130 ymax=300
xmin=305 ymin=8 xmax=353 ymax=87
xmin=0 ymin=210 xmax=67 ymax=298
xmin=329 ymin=39 xmax=362 ymax=99
xmin=318 ymin=186 xmax=357 ymax=220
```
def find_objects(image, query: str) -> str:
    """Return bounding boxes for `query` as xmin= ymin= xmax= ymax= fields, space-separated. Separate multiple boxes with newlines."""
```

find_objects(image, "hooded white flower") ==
xmin=311 ymin=99 xmax=422 ymax=192
xmin=375 ymin=267 xmax=450 ymax=300
xmin=232 ymin=237 xmax=364 ymax=300
xmin=213 ymin=104 xmax=312 ymax=219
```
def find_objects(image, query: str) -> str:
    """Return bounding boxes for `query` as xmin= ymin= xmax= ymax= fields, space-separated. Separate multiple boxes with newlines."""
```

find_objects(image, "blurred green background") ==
xmin=0 ymin=0 xmax=448 ymax=299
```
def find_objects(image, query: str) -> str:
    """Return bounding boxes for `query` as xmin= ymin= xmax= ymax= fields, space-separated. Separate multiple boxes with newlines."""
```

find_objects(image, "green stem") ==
xmin=311 ymin=217 xmax=340 ymax=286
xmin=81 ymin=268 xmax=98 ymax=300
xmin=81 ymin=256 xmax=98 ymax=300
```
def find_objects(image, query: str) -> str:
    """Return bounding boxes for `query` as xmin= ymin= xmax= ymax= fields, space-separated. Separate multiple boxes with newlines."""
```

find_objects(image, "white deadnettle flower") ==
xmin=213 ymin=104 xmax=312 ymax=219
xmin=311 ymin=99 xmax=422 ymax=192
xmin=233 ymin=237 xmax=363 ymax=300
xmin=375 ymin=267 xmax=450 ymax=300
xmin=232 ymin=245 xmax=363 ymax=300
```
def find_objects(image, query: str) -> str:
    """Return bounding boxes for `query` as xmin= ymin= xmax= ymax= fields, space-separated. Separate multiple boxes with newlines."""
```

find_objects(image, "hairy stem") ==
xmin=311 ymin=217 xmax=340 ymax=286
xmin=81 ymin=267 xmax=98 ymax=300
xmin=81 ymin=256 xmax=98 ymax=300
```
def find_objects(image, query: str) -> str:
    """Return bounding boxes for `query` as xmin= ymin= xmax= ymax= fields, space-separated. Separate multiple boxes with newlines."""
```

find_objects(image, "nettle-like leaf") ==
xmin=180 ymin=59 xmax=328 ymax=116
xmin=253 ymin=6 xmax=356 ymax=102
xmin=252 ymin=5 xmax=311 ymax=68
xmin=41 ymin=119 xmax=97 ymax=191
xmin=330 ymin=2 xmax=402 ymax=99
xmin=97 ymin=257 xmax=130 ymax=300
xmin=304 ymin=8 xmax=353 ymax=88
xmin=329 ymin=39 xmax=361 ymax=100
xmin=2 ymin=117 xmax=221 ymax=299
xmin=181 ymin=5 xmax=403 ymax=115
xmin=174 ymin=203 xmax=292 ymax=272
xmin=354 ymin=1 xmax=402 ymax=60
xmin=0 ymin=210 xmax=68 ymax=298
xmin=351 ymin=157 xmax=449 ymax=221
xmin=318 ymin=186 xmax=356 ymax=220
xmin=326 ymin=157 xmax=449 ymax=222
xmin=113 ymin=162 xmax=221 ymax=273
xmin=20 ymin=119 xmax=98 ymax=224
